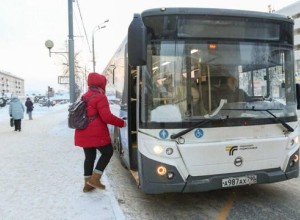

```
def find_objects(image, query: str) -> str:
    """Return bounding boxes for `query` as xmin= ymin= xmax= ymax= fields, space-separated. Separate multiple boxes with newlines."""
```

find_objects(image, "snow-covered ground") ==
xmin=0 ymin=103 xmax=125 ymax=220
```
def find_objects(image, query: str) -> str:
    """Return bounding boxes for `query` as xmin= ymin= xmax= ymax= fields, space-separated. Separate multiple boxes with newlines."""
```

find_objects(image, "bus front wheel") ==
xmin=113 ymin=128 xmax=123 ymax=157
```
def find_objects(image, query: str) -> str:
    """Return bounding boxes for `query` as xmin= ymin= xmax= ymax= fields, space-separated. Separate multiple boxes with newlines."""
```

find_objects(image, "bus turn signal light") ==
xmin=209 ymin=43 xmax=217 ymax=50
xmin=289 ymin=154 xmax=299 ymax=167
xmin=157 ymin=166 xmax=167 ymax=175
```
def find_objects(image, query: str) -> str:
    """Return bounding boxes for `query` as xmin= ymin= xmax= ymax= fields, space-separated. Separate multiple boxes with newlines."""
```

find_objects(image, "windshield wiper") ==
xmin=222 ymin=107 xmax=294 ymax=133
xmin=171 ymin=105 xmax=295 ymax=139
xmin=170 ymin=115 xmax=226 ymax=139
xmin=170 ymin=99 xmax=228 ymax=139
xmin=170 ymin=119 xmax=211 ymax=139
xmin=254 ymin=108 xmax=294 ymax=132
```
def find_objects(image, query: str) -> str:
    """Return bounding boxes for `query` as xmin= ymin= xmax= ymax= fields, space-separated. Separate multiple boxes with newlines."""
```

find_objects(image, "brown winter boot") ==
xmin=83 ymin=177 xmax=95 ymax=192
xmin=87 ymin=172 xmax=106 ymax=190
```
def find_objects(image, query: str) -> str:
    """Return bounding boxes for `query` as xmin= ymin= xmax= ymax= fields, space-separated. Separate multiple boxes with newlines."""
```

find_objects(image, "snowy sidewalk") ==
xmin=0 ymin=104 xmax=125 ymax=220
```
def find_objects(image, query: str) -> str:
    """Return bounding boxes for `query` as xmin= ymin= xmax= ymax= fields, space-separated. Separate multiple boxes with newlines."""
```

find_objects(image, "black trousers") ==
xmin=83 ymin=143 xmax=113 ymax=176
xmin=14 ymin=119 xmax=21 ymax=131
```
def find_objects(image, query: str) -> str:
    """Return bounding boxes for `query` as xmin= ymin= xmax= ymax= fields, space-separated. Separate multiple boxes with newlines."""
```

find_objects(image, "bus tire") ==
xmin=113 ymin=128 xmax=123 ymax=157
xmin=113 ymin=128 xmax=128 ymax=169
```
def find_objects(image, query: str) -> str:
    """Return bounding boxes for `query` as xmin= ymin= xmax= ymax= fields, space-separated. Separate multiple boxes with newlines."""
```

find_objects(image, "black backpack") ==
xmin=68 ymin=95 xmax=97 ymax=129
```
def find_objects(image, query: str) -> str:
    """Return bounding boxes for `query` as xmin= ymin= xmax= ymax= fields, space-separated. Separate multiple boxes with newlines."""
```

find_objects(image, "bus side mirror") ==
xmin=128 ymin=13 xmax=147 ymax=66
xmin=296 ymin=83 xmax=300 ymax=109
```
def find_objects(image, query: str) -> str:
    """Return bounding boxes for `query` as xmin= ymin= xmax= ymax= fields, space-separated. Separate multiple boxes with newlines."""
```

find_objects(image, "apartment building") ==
xmin=276 ymin=1 xmax=300 ymax=75
xmin=0 ymin=70 xmax=24 ymax=97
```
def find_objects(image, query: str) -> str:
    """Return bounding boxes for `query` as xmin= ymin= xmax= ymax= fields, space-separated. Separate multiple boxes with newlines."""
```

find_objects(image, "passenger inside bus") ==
xmin=198 ymin=75 xmax=220 ymax=114
xmin=160 ymin=75 xmax=173 ymax=98
xmin=177 ymin=80 xmax=204 ymax=117
xmin=156 ymin=74 xmax=205 ymax=117
xmin=219 ymin=76 xmax=248 ymax=102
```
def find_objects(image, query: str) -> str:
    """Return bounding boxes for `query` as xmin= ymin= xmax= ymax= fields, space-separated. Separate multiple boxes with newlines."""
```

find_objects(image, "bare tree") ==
xmin=58 ymin=51 xmax=87 ymax=95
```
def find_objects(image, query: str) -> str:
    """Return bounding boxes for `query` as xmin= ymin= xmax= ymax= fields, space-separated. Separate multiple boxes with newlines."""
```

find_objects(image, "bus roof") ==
xmin=141 ymin=8 xmax=293 ymax=24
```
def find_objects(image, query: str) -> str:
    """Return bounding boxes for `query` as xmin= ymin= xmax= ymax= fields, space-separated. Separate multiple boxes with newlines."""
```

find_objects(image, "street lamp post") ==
xmin=92 ymin=20 xmax=109 ymax=72
xmin=45 ymin=40 xmax=73 ymax=101
xmin=67 ymin=0 xmax=76 ymax=103
xmin=44 ymin=0 xmax=76 ymax=103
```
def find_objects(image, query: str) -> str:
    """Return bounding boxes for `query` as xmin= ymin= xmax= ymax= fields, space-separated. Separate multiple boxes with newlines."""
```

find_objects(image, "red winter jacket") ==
xmin=74 ymin=73 xmax=125 ymax=148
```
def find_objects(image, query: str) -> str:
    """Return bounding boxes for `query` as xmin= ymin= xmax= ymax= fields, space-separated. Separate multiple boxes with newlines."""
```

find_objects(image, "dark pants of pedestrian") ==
xmin=83 ymin=143 xmax=113 ymax=176
xmin=28 ymin=111 xmax=33 ymax=120
xmin=14 ymin=119 xmax=21 ymax=131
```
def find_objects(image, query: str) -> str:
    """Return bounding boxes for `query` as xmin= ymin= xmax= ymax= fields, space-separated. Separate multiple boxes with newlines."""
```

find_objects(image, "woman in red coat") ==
xmin=75 ymin=72 xmax=126 ymax=192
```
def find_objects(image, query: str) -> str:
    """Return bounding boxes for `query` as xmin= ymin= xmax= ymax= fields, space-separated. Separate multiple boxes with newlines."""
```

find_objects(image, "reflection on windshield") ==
xmin=141 ymin=42 xmax=296 ymax=123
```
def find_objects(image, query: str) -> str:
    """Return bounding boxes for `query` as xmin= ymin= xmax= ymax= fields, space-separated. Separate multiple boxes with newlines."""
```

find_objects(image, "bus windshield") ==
xmin=140 ymin=41 xmax=296 ymax=123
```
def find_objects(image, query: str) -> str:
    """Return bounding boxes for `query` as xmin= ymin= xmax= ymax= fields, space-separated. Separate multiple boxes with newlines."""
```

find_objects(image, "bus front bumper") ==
xmin=138 ymin=150 xmax=299 ymax=194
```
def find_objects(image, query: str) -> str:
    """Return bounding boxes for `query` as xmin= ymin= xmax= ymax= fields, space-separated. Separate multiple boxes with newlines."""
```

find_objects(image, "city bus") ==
xmin=103 ymin=8 xmax=300 ymax=194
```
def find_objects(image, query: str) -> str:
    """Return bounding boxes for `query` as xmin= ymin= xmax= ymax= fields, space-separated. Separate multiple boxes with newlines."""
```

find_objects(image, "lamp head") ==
xmin=45 ymin=40 xmax=54 ymax=50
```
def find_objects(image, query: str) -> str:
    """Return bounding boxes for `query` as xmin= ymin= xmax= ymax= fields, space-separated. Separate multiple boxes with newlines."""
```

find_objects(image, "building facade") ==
xmin=0 ymin=70 xmax=24 ymax=98
xmin=276 ymin=2 xmax=300 ymax=76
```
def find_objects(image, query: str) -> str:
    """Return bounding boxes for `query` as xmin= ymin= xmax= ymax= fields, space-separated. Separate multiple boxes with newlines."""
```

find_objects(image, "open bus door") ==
xmin=296 ymin=84 xmax=300 ymax=120
xmin=114 ymin=65 xmax=138 ymax=169
xmin=127 ymin=66 xmax=138 ymax=171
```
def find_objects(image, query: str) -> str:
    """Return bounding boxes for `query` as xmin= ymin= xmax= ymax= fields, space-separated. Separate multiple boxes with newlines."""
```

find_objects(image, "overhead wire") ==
xmin=73 ymin=11 xmax=85 ymax=45
xmin=75 ymin=0 xmax=91 ymax=53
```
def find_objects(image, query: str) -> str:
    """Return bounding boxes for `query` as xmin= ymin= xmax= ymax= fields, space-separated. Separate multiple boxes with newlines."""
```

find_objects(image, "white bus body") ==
xmin=104 ymin=8 xmax=300 ymax=194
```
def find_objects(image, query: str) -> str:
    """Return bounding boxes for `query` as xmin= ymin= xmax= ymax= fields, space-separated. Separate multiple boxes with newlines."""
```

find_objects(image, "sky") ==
xmin=0 ymin=0 xmax=299 ymax=94
xmin=0 ymin=102 xmax=125 ymax=219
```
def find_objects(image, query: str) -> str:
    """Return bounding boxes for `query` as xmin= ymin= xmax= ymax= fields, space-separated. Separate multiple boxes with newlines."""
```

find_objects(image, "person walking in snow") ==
xmin=25 ymin=97 xmax=34 ymax=120
xmin=74 ymin=72 xmax=126 ymax=192
xmin=9 ymin=95 xmax=25 ymax=131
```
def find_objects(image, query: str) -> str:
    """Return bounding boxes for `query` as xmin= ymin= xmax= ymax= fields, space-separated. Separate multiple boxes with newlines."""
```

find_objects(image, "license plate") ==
xmin=222 ymin=175 xmax=257 ymax=187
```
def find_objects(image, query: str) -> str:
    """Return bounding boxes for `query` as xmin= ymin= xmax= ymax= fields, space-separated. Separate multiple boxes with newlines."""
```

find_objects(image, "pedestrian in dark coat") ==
xmin=25 ymin=97 xmax=34 ymax=120
xmin=9 ymin=95 xmax=25 ymax=131
xmin=74 ymin=72 xmax=126 ymax=192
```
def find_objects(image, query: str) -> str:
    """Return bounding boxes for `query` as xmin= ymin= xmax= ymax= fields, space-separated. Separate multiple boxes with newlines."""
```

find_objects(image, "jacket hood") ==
xmin=87 ymin=72 xmax=106 ymax=90
xmin=11 ymin=96 xmax=19 ymax=101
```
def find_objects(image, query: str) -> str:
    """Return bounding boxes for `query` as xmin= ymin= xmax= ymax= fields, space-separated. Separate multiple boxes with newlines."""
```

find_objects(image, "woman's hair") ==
xmin=89 ymin=85 xmax=99 ymax=89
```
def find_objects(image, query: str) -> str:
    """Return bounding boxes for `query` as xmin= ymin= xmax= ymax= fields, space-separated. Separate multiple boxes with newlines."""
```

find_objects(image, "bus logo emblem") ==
xmin=159 ymin=129 xmax=169 ymax=139
xmin=226 ymin=146 xmax=238 ymax=156
xmin=194 ymin=128 xmax=204 ymax=138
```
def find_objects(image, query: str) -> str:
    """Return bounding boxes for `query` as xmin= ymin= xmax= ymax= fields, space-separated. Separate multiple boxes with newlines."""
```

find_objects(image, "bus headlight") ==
xmin=288 ymin=136 xmax=298 ymax=149
xmin=293 ymin=136 xmax=299 ymax=145
xmin=153 ymin=145 xmax=164 ymax=154
xmin=145 ymin=141 xmax=179 ymax=158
